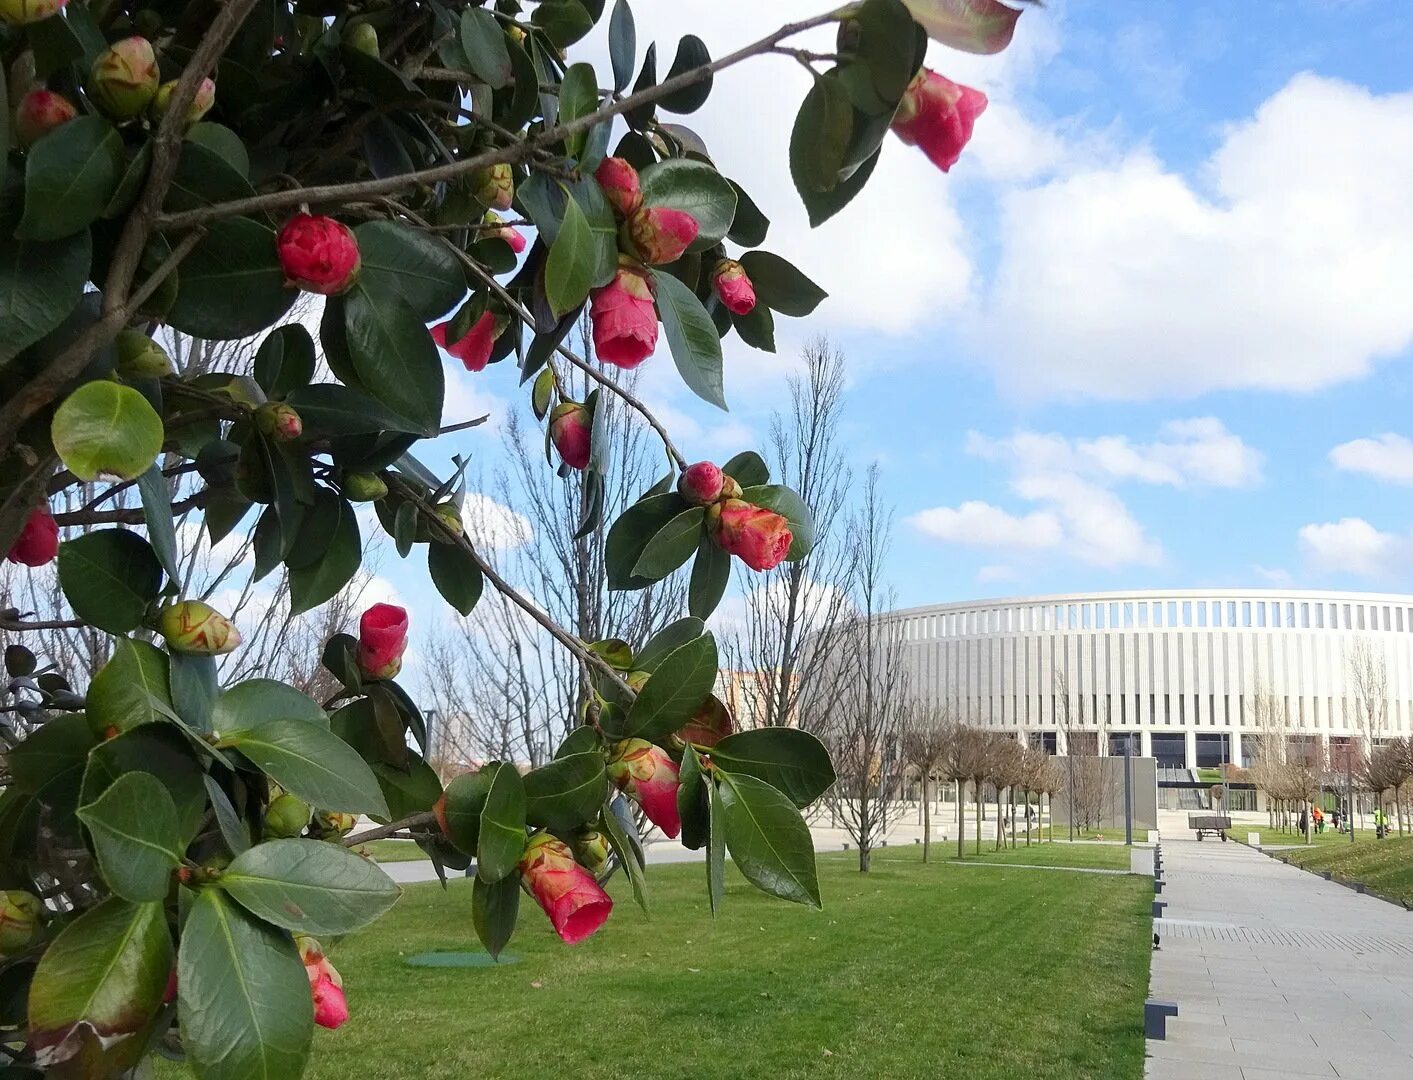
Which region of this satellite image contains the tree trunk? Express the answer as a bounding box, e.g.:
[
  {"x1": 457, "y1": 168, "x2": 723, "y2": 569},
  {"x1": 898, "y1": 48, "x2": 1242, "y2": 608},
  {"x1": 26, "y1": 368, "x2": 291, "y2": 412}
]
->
[
  {"x1": 1025, "y1": 790, "x2": 1031, "y2": 847},
  {"x1": 957, "y1": 780, "x2": 965, "y2": 859},
  {"x1": 922, "y1": 775, "x2": 931, "y2": 863},
  {"x1": 859, "y1": 844, "x2": 871, "y2": 872},
  {"x1": 975, "y1": 785, "x2": 982, "y2": 855}
]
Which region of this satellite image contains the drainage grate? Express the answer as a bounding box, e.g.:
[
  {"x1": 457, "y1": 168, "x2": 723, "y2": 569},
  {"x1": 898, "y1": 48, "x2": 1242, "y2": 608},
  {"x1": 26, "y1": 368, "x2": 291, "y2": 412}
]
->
[{"x1": 1154, "y1": 918, "x2": 1413, "y2": 956}]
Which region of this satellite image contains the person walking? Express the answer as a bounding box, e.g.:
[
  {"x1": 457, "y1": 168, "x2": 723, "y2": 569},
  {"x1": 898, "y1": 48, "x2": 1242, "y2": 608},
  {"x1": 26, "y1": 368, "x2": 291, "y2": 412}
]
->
[
  {"x1": 1374, "y1": 805, "x2": 1388, "y2": 839},
  {"x1": 1312, "y1": 806, "x2": 1324, "y2": 834}
]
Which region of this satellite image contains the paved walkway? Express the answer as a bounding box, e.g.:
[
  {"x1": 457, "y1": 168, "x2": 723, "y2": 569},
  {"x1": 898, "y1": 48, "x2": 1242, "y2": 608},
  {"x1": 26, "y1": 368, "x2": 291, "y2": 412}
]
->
[{"x1": 1147, "y1": 837, "x2": 1413, "y2": 1079}]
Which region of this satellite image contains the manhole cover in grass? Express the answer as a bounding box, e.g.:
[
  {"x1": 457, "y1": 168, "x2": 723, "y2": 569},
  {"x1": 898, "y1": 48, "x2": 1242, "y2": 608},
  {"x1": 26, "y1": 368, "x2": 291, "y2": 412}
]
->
[{"x1": 403, "y1": 951, "x2": 518, "y2": 968}]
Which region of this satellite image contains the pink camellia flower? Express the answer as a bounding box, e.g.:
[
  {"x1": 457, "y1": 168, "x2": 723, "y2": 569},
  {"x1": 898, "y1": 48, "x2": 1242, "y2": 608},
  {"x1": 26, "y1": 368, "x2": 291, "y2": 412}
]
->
[
  {"x1": 159, "y1": 601, "x2": 242, "y2": 655},
  {"x1": 678, "y1": 461, "x2": 724, "y2": 506},
  {"x1": 518, "y1": 832, "x2": 614, "y2": 944},
  {"x1": 431, "y1": 312, "x2": 499, "y2": 373},
  {"x1": 589, "y1": 263, "x2": 657, "y2": 369},
  {"x1": 483, "y1": 211, "x2": 526, "y2": 254},
  {"x1": 15, "y1": 89, "x2": 76, "y2": 146},
  {"x1": 607, "y1": 739, "x2": 681, "y2": 839},
  {"x1": 594, "y1": 157, "x2": 642, "y2": 218},
  {"x1": 623, "y1": 206, "x2": 698, "y2": 265},
  {"x1": 890, "y1": 68, "x2": 987, "y2": 173},
  {"x1": 255, "y1": 402, "x2": 302, "y2": 442},
  {"x1": 6, "y1": 507, "x2": 59, "y2": 567},
  {"x1": 276, "y1": 213, "x2": 360, "y2": 296},
  {"x1": 711, "y1": 259, "x2": 756, "y2": 316},
  {"x1": 549, "y1": 402, "x2": 592, "y2": 471},
  {"x1": 711, "y1": 499, "x2": 792, "y2": 572},
  {"x1": 297, "y1": 936, "x2": 349, "y2": 1030},
  {"x1": 89, "y1": 36, "x2": 159, "y2": 119},
  {"x1": 358, "y1": 603, "x2": 408, "y2": 680},
  {"x1": 0, "y1": 0, "x2": 68, "y2": 26}
]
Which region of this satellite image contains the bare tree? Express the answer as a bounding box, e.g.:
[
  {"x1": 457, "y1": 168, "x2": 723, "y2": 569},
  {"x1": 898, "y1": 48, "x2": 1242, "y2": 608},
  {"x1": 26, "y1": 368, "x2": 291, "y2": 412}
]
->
[
  {"x1": 942, "y1": 720, "x2": 985, "y2": 859},
  {"x1": 1053, "y1": 669, "x2": 1104, "y2": 837},
  {"x1": 900, "y1": 706, "x2": 955, "y2": 862}
]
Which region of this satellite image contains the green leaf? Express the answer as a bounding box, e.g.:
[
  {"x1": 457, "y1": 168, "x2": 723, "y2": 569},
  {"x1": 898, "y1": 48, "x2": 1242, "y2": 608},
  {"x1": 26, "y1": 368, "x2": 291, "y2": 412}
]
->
[
  {"x1": 652, "y1": 270, "x2": 726, "y2": 410},
  {"x1": 371, "y1": 753, "x2": 443, "y2": 821},
  {"x1": 707, "y1": 773, "x2": 726, "y2": 914},
  {"x1": 169, "y1": 652, "x2": 219, "y2": 734},
  {"x1": 558, "y1": 62, "x2": 601, "y2": 161},
  {"x1": 87, "y1": 638, "x2": 173, "y2": 735},
  {"x1": 253, "y1": 325, "x2": 316, "y2": 398},
  {"x1": 632, "y1": 506, "x2": 705, "y2": 580},
  {"x1": 799, "y1": 146, "x2": 879, "y2": 227},
  {"x1": 599, "y1": 799, "x2": 648, "y2": 911},
  {"x1": 16, "y1": 116, "x2": 125, "y2": 240},
  {"x1": 678, "y1": 744, "x2": 709, "y2": 851},
  {"x1": 439, "y1": 770, "x2": 491, "y2": 856},
  {"x1": 532, "y1": 0, "x2": 595, "y2": 47},
  {"x1": 659, "y1": 34, "x2": 712, "y2": 113},
  {"x1": 740, "y1": 483, "x2": 816, "y2": 559},
  {"x1": 789, "y1": 73, "x2": 853, "y2": 196},
  {"x1": 178, "y1": 889, "x2": 312, "y2": 1080},
  {"x1": 688, "y1": 533, "x2": 730, "y2": 620},
  {"x1": 186, "y1": 123, "x2": 250, "y2": 177},
  {"x1": 544, "y1": 192, "x2": 596, "y2": 318},
  {"x1": 738, "y1": 251, "x2": 827, "y2": 317},
  {"x1": 51, "y1": 381, "x2": 164, "y2": 482},
  {"x1": 7, "y1": 714, "x2": 96, "y2": 793},
  {"x1": 213, "y1": 679, "x2": 328, "y2": 732},
  {"x1": 639, "y1": 159, "x2": 737, "y2": 252},
  {"x1": 344, "y1": 284, "x2": 444, "y2": 435},
  {"x1": 205, "y1": 774, "x2": 252, "y2": 855},
  {"x1": 726, "y1": 180, "x2": 770, "y2": 247},
  {"x1": 732, "y1": 300, "x2": 775, "y2": 352},
  {"x1": 136, "y1": 465, "x2": 180, "y2": 581},
  {"x1": 77, "y1": 772, "x2": 182, "y2": 902},
  {"x1": 634, "y1": 616, "x2": 705, "y2": 673},
  {"x1": 717, "y1": 771, "x2": 820, "y2": 907},
  {"x1": 167, "y1": 217, "x2": 295, "y2": 340},
  {"x1": 608, "y1": 0, "x2": 636, "y2": 92},
  {"x1": 82, "y1": 724, "x2": 205, "y2": 841},
  {"x1": 56, "y1": 530, "x2": 163, "y2": 634},
  {"x1": 288, "y1": 496, "x2": 360, "y2": 616},
  {"x1": 354, "y1": 220, "x2": 465, "y2": 322},
  {"x1": 902, "y1": 0, "x2": 1022, "y2": 53},
  {"x1": 605, "y1": 492, "x2": 691, "y2": 590},
  {"x1": 612, "y1": 633, "x2": 718, "y2": 741},
  {"x1": 476, "y1": 762, "x2": 526, "y2": 884},
  {"x1": 223, "y1": 721, "x2": 390, "y2": 817},
  {"x1": 427, "y1": 540, "x2": 484, "y2": 616},
  {"x1": 710, "y1": 729, "x2": 836, "y2": 807},
  {"x1": 28, "y1": 899, "x2": 171, "y2": 1073},
  {"x1": 721, "y1": 450, "x2": 769, "y2": 487},
  {"x1": 0, "y1": 213, "x2": 90, "y2": 365},
  {"x1": 460, "y1": 6, "x2": 512, "y2": 89},
  {"x1": 555, "y1": 726, "x2": 601, "y2": 759},
  {"x1": 285, "y1": 383, "x2": 424, "y2": 436},
  {"x1": 165, "y1": 139, "x2": 258, "y2": 213},
  {"x1": 219, "y1": 838, "x2": 400, "y2": 936},
  {"x1": 523, "y1": 753, "x2": 608, "y2": 833},
  {"x1": 472, "y1": 874, "x2": 520, "y2": 960}
]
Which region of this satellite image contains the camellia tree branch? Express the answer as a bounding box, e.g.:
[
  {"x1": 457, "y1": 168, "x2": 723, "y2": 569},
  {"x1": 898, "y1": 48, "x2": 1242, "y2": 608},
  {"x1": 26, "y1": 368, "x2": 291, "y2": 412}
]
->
[{"x1": 0, "y1": 0, "x2": 1028, "y2": 1076}]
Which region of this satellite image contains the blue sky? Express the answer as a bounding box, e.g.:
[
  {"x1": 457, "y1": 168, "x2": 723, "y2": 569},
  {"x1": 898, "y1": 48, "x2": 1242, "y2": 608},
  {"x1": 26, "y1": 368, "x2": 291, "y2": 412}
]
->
[{"x1": 377, "y1": 0, "x2": 1413, "y2": 680}]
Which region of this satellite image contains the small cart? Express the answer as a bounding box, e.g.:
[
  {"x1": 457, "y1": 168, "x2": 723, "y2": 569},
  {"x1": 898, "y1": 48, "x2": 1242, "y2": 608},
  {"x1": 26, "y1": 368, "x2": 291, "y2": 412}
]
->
[{"x1": 1188, "y1": 813, "x2": 1230, "y2": 841}]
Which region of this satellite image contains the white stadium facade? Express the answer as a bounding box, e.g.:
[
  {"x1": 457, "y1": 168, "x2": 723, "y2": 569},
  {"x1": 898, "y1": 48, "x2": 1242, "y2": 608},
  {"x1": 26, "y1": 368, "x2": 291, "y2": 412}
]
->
[{"x1": 890, "y1": 589, "x2": 1413, "y2": 770}]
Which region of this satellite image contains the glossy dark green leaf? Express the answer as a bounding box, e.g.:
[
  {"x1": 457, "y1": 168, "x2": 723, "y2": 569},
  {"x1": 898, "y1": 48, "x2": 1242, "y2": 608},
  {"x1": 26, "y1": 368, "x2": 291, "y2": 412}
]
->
[
  {"x1": 721, "y1": 450, "x2": 769, "y2": 487},
  {"x1": 659, "y1": 34, "x2": 711, "y2": 113},
  {"x1": 710, "y1": 729, "x2": 836, "y2": 807},
  {"x1": 688, "y1": 532, "x2": 730, "y2": 620},
  {"x1": 853, "y1": 0, "x2": 924, "y2": 105},
  {"x1": 168, "y1": 217, "x2": 295, "y2": 341},
  {"x1": 624, "y1": 40, "x2": 657, "y2": 130},
  {"x1": 740, "y1": 483, "x2": 816, "y2": 559},
  {"x1": 523, "y1": 753, "x2": 608, "y2": 833},
  {"x1": 186, "y1": 123, "x2": 250, "y2": 177},
  {"x1": 717, "y1": 771, "x2": 820, "y2": 907},
  {"x1": 253, "y1": 324, "x2": 316, "y2": 398},
  {"x1": 707, "y1": 773, "x2": 726, "y2": 914},
  {"x1": 472, "y1": 873, "x2": 520, "y2": 960},
  {"x1": 612, "y1": 633, "x2": 718, "y2": 741},
  {"x1": 213, "y1": 679, "x2": 328, "y2": 732},
  {"x1": 427, "y1": 540, "x2": 484, "y2": 616},
  {"x1": 81, "y1": 724, "x2": 206, "y2": 841},
  {"x1": 354, "y1": 220, "x2": 465, "y2": 323},
  {"x1": 639, "y1": 158, "x2": 737, "y2": 252},
  {"x1": 599, "y1": 798, "x2": 647, "y2": 911},
  {"x1": 220, "y1": 838, "x2": 400, "y2": 936},
  {"x1": 605, "y1": 492, "x2": 691, "y2": 590},
  {"x1": 344, "y1": 284, "x2": 444, "y2": 435},
  {"x1": 56, "y1": 530, "x2": 163, "y2": 634},
  {"x1": 204, "y1": 774, "x2": 251, "y2": 855},
  {"x1": 288, "y1": 496, "x2": 360, "y2": 615},
  {"x1": 634, "y1": 616, "x2": 705, "y2": 673},
  {"x1": 28, "y1": 899, "x2": 171, "y2": 1074},
  {"x1": 77, "y1": 772, "x2": 182, "y2": 902},
  {"x1": 632, "y1": 506, "x2": 705, "y2": 579},
  {"x1": 165, "y1": 139, "x2": 258, "y2": 213},
  {"x1": 178, "y1": 890, "x2": 312, "y2": 1080},
  {"x1": 169, "y1": 652, "x2": 219, "y2": 734},
  {"x1": 440, "y1": 770, "x2": 491, "y2": 856},
  {"x1": 558, "y1": 62, "x2": 601, "y2": 161},
  {"x1": 0, "y1": 212, "x2": 90, "y2": 364},
  {"x1": 799, "y1": 145, "x2": 879, "y2": 227},
  {"x1": 16, "y1": 116, "x2": 125, "y2": 240},
  {"x1": 7, "y1": 714, "x2": 96, "y2": 793},
  {"x1": 460, "y1": 6, "x2": 512, "y2": 89},
  {"x1": 678, "y1": 744, "x2": 709, "y2": 851},
  {"x1": 285, "y1": 383, "x2": 425, "y2": 436},
  {"x1": 371, "y1": 753, "x2": 442, "y2": 821},
  {"x1": 52, "y1": 380, "x2": 163, "y2": 482},
  {"x1": 544, "y1": 193, "x2": 596, "y2": 318},
  {"x1": 555, "y1": 726, "x2": 600, "y2": 759},
  {"x1": 739, "y1": 251, "x2": 828, "y2": 317},
  {"x1": 136, "y1": 465, "x2": 181, "y2": 581},
  {"x1": 87, "y1": 638, "x2": 173, "y2": 735},
  {"x1": 652, "y1": 270, "x2": 726, "y2": 410},
  {"x1": 532, "y1": 0, "x2": 595, "y2": 47},
  {"x1": 726, "y1": 180, "x2": 770, "y2": 247},
  {"x1": 789, "y1": 73, "x2": 853, "y2": 197},
  {"x1": 477, "y1": 763, "x2": 526, "y2": 884},
  {"x1": 732, "y1": 300, "x2": 776, "y2": 352},
  {"x1": 223, "y1": 721, "x2": 390, "y2": 817},
  {"x1": 608, "y1": 0, "x2": 636, "y2": 91}
]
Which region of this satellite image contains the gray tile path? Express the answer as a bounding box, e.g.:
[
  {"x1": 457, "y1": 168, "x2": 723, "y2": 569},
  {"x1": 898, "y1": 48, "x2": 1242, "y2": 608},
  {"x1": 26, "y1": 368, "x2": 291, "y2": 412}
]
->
[{"x1": 1147, "y1": 838, "x2": 1413, "y2": 1079}]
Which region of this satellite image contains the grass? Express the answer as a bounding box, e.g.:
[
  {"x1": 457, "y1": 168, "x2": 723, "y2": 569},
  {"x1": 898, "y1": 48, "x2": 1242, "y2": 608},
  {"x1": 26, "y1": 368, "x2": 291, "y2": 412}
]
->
[
  {"x1": 185, "y1": 848, "x2": 1149, "y2": 1079},
  {"x1": 1254, "y1": 827, "x2": 1383, "y2": 848},
  {"x1": 943, "y1": 842, "x2": 1133, "y2": 871},
  {"x1": 353, "y1": 839, "x2": 426, "y2": 863},
  {"x1": 1276, "y1": 834, "x2": 1413, "y2": 906}
]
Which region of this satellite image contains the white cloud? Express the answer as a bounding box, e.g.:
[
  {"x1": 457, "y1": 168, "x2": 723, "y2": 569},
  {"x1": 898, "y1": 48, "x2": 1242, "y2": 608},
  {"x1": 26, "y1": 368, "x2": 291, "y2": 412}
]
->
[
  {"x1": 976, "y1": 564, "x2": 1019, "y2": 584},
  {"x1": 977, "y1": 74, "x2": 1413, "y2": 400},
  {"x1": 460, "y1": 494, "x2": 532, "y2": 552},
  {"x1": 909, "y1": 501, "x2": 1061, "y2": 550},
  {"x1": 1329, "y1": 434, "x2": 1413, "y2": 485},
  {"x1": 1299, "y1": 518, "x2": 1408, "y2": 579},
  {"x1": 1252, "y1": 564, "x2": 1294, "y2": 588},
  {"x1": 1011, "y1": 471, "x2": 1162, "y2": 568}
]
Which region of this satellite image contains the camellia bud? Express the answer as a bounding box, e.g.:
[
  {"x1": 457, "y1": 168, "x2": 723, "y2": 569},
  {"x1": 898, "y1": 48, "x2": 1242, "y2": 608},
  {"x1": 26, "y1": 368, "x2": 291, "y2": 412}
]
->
[
  {"x1": 622, "y1": 206, "x2": 698, "y2": 265},
  {"x1": 276, "y1": 213, "x2": 360, "y2": 296},
  {"x1": 151, "y1": 76, "x2": 216, "y2": 126},
  {"x1": 314, "y1": 810, "x2": 357, "y2": 837},
  {"x1": 0, "y1": 0, "x2": 67, "y2": 27},
  {"x1": 518, "y1": 832, "x2": 613, "y2": 944},
  {"x1": 472, "y1": 162, "x2": 514, "y2": 212},
  {"x1": 297, "y1": 936, "x2": 349, "y2": 1030},
  {"x1": 711, "y1": 259, "x2": 757, "y2": 316},
  {"x1": 342, "y1": 472, "x2": 388, "y2": 502},
  {"x1": 678, "y1": 461, "x2": 724, "y2": 506},
  {"x1": 346, "y1": 22, "x2": 379, "y2": 57},
  {"x1": 890, "y1": 68, "x2": 988, "y2": 174},
  {"x1": 255, "y1": 402, "x2": 303, "y2": 442},
  {"x1": 159, "y1": 600, "x2": 243, "y2": 656},
  {"x1": 548, "y1": 402, "x2": 591, "y2": 471},
  {"x1": 15, "y1": 89, "x2": 76, "y2": 146},
  {"x1": 6, "y1": 506, "x2": 59, "y2": 567},
  {"x1": 589, "y1": 260, "x2": 657, "y2": 369},
  {"x1": 594, "y1": 157, "x2": 642, "y2": 218},
  {"x1": 265, "y1": 793, "x2": 311, "y2": 839},
  {"x1": 719, "y1": 475, "x2": 743, "y2": 500},
  {"x1": 358, "y1": 603, "x2": 408, "y2": 680},
  {"x1": 571, "y1": 829, "x2": 610, "y2": 877},
  {"x1": 482, "y1": 210, "x2": 527, "y2": 254},
  {"x1": 433, "y1": 502, "x2": 463, "y2": 537},
  {"x1": 0, "y1": 891, "x2": 43, "y2": 954},
  {"x1": 89, "y1": 37, "x2": 159, "y2": 120},
  {"x1": 607, "y1": 739, "x2": 682, "y2": 838},
  {"x1": 114, "y1": 328, "x2": 174, "y2": 379}
]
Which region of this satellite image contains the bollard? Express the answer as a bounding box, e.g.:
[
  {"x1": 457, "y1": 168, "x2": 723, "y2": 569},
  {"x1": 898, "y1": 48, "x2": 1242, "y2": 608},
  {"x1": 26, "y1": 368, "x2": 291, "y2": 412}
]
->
[
  {"x1": 1144, "y1": 1000, "x2": 1179, "y2": 1040},
  {"x1": 1154, "y1": 879, "x2": 1164, "y2": 894},
  {"x1": 1152, "y1": 900, "x2": 1166, "y2": 919}
]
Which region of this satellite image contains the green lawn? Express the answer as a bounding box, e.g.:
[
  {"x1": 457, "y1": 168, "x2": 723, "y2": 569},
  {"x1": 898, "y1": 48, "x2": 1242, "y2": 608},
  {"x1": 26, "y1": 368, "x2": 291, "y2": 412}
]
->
[
  {"x1": 1276, "y1": 835, "x2": 1413, "y2": 906},
  {"x1": 354, "y1": 839, "x2": 426, "y2": 863},
  {"x1": 1254, "y1": 827, "x2": 1383, "y2": 848},
  {"x1": 944, "y1": 842, "x2": 1133, "y2": 871},
  {"x1": 162, "y1": 848, "x2": 1148, "y2": 1080}
]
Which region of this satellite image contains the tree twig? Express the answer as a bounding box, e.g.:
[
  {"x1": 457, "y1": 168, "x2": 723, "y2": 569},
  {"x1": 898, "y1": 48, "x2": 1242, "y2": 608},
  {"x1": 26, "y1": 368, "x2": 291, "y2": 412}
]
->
[{"x1": 344, "y1": 811, "x2": 436, "y2": 846}]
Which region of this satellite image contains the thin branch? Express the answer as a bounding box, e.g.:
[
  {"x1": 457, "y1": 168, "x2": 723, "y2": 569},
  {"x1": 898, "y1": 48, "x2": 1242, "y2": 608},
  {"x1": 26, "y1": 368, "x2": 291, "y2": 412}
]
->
[
  {"x1": 344, "y1": 811, "x2": 436, "y2": 846},
  {"x1": 0, "y1": 616, "x2": 87, "y2": 631}
]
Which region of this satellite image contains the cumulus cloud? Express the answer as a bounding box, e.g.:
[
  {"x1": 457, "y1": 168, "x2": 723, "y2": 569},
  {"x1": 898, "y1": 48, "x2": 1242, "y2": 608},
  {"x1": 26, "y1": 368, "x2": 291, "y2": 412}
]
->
[
  {"x1": 1299, "y1": 518, "x2": 1409, "y2": 579},
  {"x1": 976, "y1": 74, "x2": 1413, "y2": 400},
  {"x1": 1329, "y1": 434, "x2": 1413, "y2": 485},
  {"x1": 910, "y1": 501, "x2": 1061, "y2": 550},
  {"x1": 460, "y1": 494, "x2": 532, "y2": 552}
]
